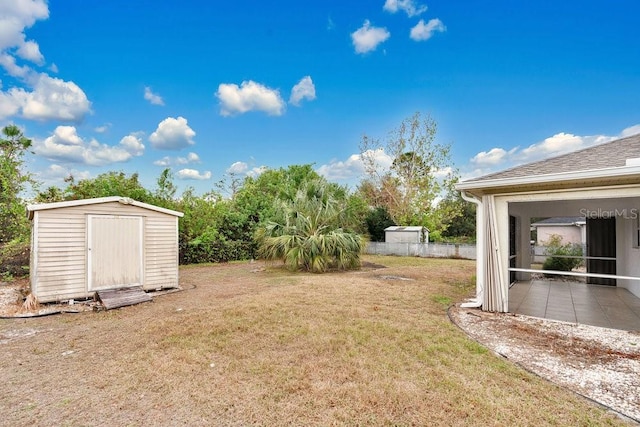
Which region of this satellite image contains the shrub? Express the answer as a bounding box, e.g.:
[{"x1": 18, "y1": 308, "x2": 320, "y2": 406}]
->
[
  {"x1": 542, "y1": 234, "x2": 583, "y2": 275},
  {"x1": 256, "y1": 181, "x2": 364, "y2": 273},
  {"x1": 179, "y1": 239, "x2": 256, "y2": 264},
  {"x1": 0, "y1": 239, "x2": 30, "y2": 279},
  {"x1": 365, "y1": 206, "x2": 395, "y2": 242}
]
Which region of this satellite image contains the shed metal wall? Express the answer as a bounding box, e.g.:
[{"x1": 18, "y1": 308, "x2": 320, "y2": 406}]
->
[
  {"x1": 385, "y1": 230, "x2": 429, "y2": 243},
  {"x1": 31, "y1": 201, "x2": 180, "y2": 303},
  {"x1": 385, "y1": 230, "x2": 420, "y2": 243}
]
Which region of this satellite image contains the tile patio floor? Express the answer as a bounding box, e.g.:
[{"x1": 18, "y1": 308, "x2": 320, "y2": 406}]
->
[{"x1": 509, "y1": 280, "x2": 640, "y2": 331}]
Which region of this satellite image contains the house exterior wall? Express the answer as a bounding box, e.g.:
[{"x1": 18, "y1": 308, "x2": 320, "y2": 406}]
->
[
  {"x1": 31, "y1": 201, "x2": 180, "y2": 303},
  {"x1": 617, "y1": 215, "x2": 640, "y2": 297},
  {"x1": 537, "y1": 225, "x2": 583, "y2": 246}
]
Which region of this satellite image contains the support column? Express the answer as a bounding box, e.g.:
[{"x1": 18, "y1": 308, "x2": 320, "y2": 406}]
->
[{"x1": 517, "y1": 215, "x2": 532, "y2": 281}]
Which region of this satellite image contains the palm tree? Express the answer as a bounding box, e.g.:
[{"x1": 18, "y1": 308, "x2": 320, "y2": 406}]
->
[{"x1": 256, "y1": 181, "x2": 364, "y2": 273}]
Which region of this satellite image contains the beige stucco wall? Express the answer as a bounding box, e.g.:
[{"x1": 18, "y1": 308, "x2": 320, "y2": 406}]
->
[
  {"x1": 537, "y1": 225, "x2": 583, "y2": 246},
  {"x1": 31, "y1": 201, "x2": 180, "y2": 303}
]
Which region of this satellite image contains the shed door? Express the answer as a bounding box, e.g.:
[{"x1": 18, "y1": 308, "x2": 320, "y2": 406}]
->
[
  {"x1": 88, "y1": 215, "x2": 143, "y2": 291},
  {"x1": 586, "y1": 218, "x2": 616, "y2": 286}
]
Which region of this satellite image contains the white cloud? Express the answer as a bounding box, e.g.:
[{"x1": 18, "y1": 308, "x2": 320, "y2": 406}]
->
[
  {"x1": 227, "y1": 161, "x2": 248, "y2": 174},
  {"x1": 39, "y1": 163, "x2": 90, "y2": 182},
  {"x1": 119, "y1": 134, "x2": 145, "y2": 156},
  {"x1": 519, "y1": 132, "x2": 588, "y2": 160},
  {"x1": 94, "y1": 123, "x2": 111, "y2": 133},
  {"x1": 188, "y1": 152, "x2": 200, "y2": 161},
  {"x1": 149, "y1": 116, "x2": 196, "y2": 150},
  {"x1": 16, "y1": 39, "x2": 43, "y2": 64},
  {"x1": 471, "y1": 147, "x2": 510, "y2": 166},
  {"x1": 247, "y1": 166, "x2": 268, "y2": 177},
  {"x1": 0, "y1": 52, "x2": 30, "y2": 77},
  {"x1": 45, "y1": 163, "x2": 69, "y2": 178},
  {"x1": 432, "y1": 166, "x2": 453, "y2": 179},
  {"x1": 466, "y1": 133, "x2": 590, "y2": 175},
  {"x1": 153, "y1": 152, "x2": 200, "y2": 167},
  {"x1": 319, "y1": 149, "x2": 452, "y2": 184},
  {"x1": 144, "y1": 86, "x2": 164, "y2": 106},
  {"x1": 1, "y1": 73, "x2": 91, "y2": 121},
  {"x1": 0, "y1": 0, "x2": 48, "y2": 63},
  {"x1": 351, "y1": 20, "x2": 390, "y2": 54},
  {"x1": 289, "y1": 76, "x2": 316, "y2": 106},
  {"x1": 465, "y1": 126, "x2": 640, "y2": 178},
  {"x1": 410, "y1": 18, "x2": 446, "y2": 41},
  {"x1": 383, "y1": 0, "x2": 428, "y2": 17},
  {"x1": 175, "y1": 152, "x2": 200, "y2": 164},
  {"x1": 0, "y1": 1, "x2": 93, "y2": 123},
  {"x1": 153, "y1": 157, "x2": 171, "y2": 167},
  {"x1": 0, "y1": 89, "x2": 21, "y2": 118},
  {"x1": 318, "y1": 149, "x2": 393, "y2": 181},
  {"x1": 176, "y1": 168, "x2": 212, "y2": 180},
  {"x1": 35, "y1": 163, "x2": 91, "y2": 191},
  {"x1": 35, "y1": 126, "x2": 143, "y2": 166},
  {"x1": 621, "y1": 124, "x2": 640, "y2": 138},
  {"x1": 49, "y1": 125, "x2": 83, "y2": 146},
  {"x1": 216, "y1": 80, "x2": 285, "y2": 116},
  {"x1": 317, "y1": 154, "x2": 365, "y2": 181},
  {"x1": 360, "y1": 148, "x2": 394, "y2": 172},
  {"x1": 184, "y1": 152, "x2": 200, "y2": 163},
  {"x1": 226, "y1": 161, "x2": 267, "y2": 177}
]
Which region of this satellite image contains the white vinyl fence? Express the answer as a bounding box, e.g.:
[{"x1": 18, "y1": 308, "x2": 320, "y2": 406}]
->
[{"x1": 366, "y1": 242, "x2": 476, "y2": 259}]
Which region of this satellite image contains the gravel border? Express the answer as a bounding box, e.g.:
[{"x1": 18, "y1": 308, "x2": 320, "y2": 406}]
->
[{"x1": 449, "y1": 305, "x2": 640, "y2": 424}]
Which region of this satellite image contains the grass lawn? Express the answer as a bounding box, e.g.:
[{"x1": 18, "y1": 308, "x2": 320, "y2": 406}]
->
[{"x1": 0, "y1": 256, "x2": 628, "y2": 426}]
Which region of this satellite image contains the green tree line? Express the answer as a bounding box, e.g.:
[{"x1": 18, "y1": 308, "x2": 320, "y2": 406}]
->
[{"x1": 0, "y1": 114, "x2": 475, "y2": 277}]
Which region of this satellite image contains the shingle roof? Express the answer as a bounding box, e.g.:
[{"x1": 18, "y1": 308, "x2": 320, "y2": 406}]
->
[{"x1": 465, "y1": 132, "x2": 640, "y2": 183}]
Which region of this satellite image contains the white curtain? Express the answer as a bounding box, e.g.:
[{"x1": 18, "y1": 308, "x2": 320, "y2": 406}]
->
[{"x1": 482, "y1": 195, "x2": 508, "y2": 312}]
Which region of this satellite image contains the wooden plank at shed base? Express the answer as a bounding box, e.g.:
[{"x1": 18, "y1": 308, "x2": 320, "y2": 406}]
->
[{"x1": 96, "y1": 286, "x2": 152, "y2": 310}]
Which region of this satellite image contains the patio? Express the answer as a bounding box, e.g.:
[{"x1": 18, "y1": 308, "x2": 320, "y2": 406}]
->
[{"x1": 509, "y1": 280, "x2": 640, "y2": 331}]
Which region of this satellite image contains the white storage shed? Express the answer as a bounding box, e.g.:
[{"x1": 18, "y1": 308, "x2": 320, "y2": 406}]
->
[
  {"x1": 27, "y1": 196, "x2": 184, "y2": 303},
  {"x1": 384, "y1": 226, "x2": 428, "y2": 243}
]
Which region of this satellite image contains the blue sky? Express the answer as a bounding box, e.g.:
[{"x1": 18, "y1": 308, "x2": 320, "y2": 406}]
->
[{"x1": 2, "y1": 0, "x2": 639, "y2": 196}]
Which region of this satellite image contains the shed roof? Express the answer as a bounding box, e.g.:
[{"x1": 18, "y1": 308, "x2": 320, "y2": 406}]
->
[
  {"x1": 531, "y1": 216, "x2": 586, "y2": 227},
  {"x1": 384, "y1": 226, "x2": 428, "y2": 232},
  {"x1": 27, "y1": 196, "x2": 184, "y2": 220},
  {"x1": 457, "y1": 133, "x2": 640, "y2": 195}
]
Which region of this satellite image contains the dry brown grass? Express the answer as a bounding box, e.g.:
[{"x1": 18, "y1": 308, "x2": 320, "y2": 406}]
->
[{"x1": 0, "y1": 256, "x2": 630, "y2": 426}]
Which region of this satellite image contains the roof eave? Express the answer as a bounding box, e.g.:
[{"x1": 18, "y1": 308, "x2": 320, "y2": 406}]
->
[
  {"x1": 27, "y1": 196, "x2": 184, "y2": 220},
  {"x1": 456, "y1": 165, "x2": 640, "y2": 196}
]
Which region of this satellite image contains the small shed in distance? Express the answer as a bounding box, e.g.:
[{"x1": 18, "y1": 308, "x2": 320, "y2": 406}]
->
[
  {"x1": 27, "y1": 196, "x2": 183, "y2": 303},
  {"x1": 384, "y1": 226, "x2": 428, "y2": 244}
]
